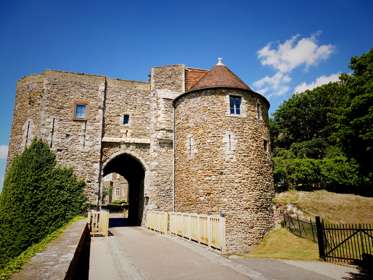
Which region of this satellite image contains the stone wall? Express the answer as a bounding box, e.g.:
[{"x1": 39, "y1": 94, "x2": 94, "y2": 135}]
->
[
  {"x1": 147, "y1": 65, "x2": 185, "y2": 211},
  {"x1": 104, "y1": 79, "x2": 150, "y2": 140},
  {"x1": 7, "y1": 74, "x2": 44, "y2": 163},
  {"x1": 8, "y1": 71, "x2": 106, "y2": 202},
  {"x1": 174, "y1": 88, "x2": 274, "y2": 253}
]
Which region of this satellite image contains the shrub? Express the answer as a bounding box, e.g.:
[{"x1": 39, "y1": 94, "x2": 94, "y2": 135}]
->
[
  {"x1": 0, "y1": 139, "x2": 86, "y2": 268},
  {"x1": 111, "y1": 199, "x2": 128, "y2": 206}
]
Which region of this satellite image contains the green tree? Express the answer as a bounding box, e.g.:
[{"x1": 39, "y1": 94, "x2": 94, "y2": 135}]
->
[
  {"x1": 335, "y1": 49, "x2": 373, "y2": 191},
  {"x1": 270, "y1": 48, "x2": 373, "y2": 194},
  {"x1": 0, "y1": 139, "x2": 86, "y2": 268}
]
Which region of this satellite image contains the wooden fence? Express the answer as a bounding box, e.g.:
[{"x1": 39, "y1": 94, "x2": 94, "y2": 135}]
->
[
  {"x1": 88, "y1": 210, "x2": 109, "y2": 237},
  {"x1": 145, "y1": 211, "x2": 225, "y2": 251},
  {"x1": 316, "y1": 217, "x2": 373, "y2": 263}
]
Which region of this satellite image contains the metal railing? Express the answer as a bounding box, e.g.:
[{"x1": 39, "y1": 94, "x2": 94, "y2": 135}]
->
[{"x1": 283, "y1": 213, "x2": 317, "y2": 242}]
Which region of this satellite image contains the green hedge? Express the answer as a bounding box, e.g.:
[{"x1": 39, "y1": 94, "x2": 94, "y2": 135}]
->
[{"x1": 0, "y1": 140, "x2": 86, "y2": 268}]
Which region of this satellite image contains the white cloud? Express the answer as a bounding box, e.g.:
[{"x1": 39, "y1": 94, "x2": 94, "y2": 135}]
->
[
  {"x1": 0, "y1": 157, "x2": 6, "y2": 191},
  {"x1": 253, "y1": 72, "x2": 291, "y2": 97},
  {"x1": 254, "y1": 33, "x2": 335, "y2": 97},
  {"x1": 294, "y1": 73, "x2": 340, "y2": 93},
  {"x1": 257, "y1": 34, "x2": 334, "y2": 73},
  {"x1": 0, "y1": 145, "x2": 8, "y2": 159}
]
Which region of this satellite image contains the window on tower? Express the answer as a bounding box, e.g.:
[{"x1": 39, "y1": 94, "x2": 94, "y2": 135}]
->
[{"x1": 229, "y1": 96, "x2": 241, "y2": 115}]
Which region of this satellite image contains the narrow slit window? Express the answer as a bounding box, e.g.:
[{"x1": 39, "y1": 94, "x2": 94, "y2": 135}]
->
[
  {"x1": 75, "y1": 104, "x2": 87, "y2": 120},
  {"x1": 264, "y1": 139, "x2": 268, "y2": 152},
  {"x1": 257, "y1": 102, "x2": 263, "y2": 120},
  {"x1": 229, "y1": 96, "x2": 241, "y2": 115},
  {"x1": 228, "y1": 133, "x2": 232, "y2": 151},
  {"x1": 188, "y1": 136, "x2": 192, "y2": 156},
  {"x1": 25, "y1": 120, "x2": 31, "y2": 147},
  {"x1": 123, "y1": 114, "x2": 130, "y2": 125},
  {"x1": 50, "y1": 118, "x2": 55, "y2": 148},
  {"x1": 82, "y1": 121, "x2": 87, "y2": 148}
]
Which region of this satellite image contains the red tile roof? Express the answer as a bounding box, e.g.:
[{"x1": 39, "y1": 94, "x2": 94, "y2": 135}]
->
[
  {"x1": 185, "y1": 68, "x2": 209, "y2": 91},
  {"x1": 188, "y1": 64, "x2": 251, "y2": 92}
]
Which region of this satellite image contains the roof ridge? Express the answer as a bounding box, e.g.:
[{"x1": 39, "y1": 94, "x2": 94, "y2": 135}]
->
[{"x1": 189, "y1": 64, "x2": 250, "y2": 92}]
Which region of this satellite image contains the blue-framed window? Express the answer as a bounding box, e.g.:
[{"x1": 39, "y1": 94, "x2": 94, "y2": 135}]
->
[
  {"x1": 123, "y1": 114, "x2": 130, "y2": 124},
  {"x1": 230, "y1": 96, "x2": 241, "y2": 115},
  {"x1": 75, "y1": 104, "x2": 87, "y2": 119}
]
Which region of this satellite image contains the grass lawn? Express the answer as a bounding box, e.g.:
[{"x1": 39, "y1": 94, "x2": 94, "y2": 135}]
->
[
  {"x1": 274, "y1": 190, "x2": 373, "y2": 224},
  {"x1": 243, "y1": 227, "x2": 319, "y2": 260}
]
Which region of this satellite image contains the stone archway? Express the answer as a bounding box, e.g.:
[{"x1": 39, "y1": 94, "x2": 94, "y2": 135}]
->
[{"x1": 103, "y1": 153, "x2": 145, "y2": 226}]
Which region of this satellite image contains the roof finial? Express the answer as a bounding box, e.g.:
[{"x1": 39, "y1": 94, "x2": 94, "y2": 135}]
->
[{"x1": 217, "y1": 57, "x2": 224, "y2": 66}]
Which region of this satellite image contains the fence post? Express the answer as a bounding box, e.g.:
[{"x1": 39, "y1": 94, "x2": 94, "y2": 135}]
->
[
  {"x1": 220, "y1": 215, "x2": 225, "y2": 252},
  {"x1": 310, "y1": 218, "x2": 316, "y2": 242},
  {"x1": 297, "y1": 214, "x2": 302, "y2": 235},
  {"x1": 315, "y1": 216, "x2": 326, "y2": 260},
  {"x1": 207, "y1": 216, "x2": 212, "y2": 247}
]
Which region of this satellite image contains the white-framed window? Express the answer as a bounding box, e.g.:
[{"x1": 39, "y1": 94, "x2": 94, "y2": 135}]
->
[
  {"x1": 229, "y1": 95, "x2": 241, "y2": 115},
  {"x1": 115, "y1": 187, "x2": 121, "y2": 197},
  {"x1": 74, "y1": 104, "x2": 87, "y2": 120}
]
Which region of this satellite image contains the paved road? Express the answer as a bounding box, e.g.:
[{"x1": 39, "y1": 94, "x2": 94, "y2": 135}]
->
[{"x1": 89, "y1": 222, "x2": 357, "y2": 280}]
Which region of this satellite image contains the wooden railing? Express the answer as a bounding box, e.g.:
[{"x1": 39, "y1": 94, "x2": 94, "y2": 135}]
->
[
  {"x1": 146, "y1": 211, "x2": 225, "y2": 251},
  {"x1": 145, "y1": 211, "x2": 169, "y2": 234},
  {"x1": 88, "y1": 210, "x2": 109, "y2": 237}
]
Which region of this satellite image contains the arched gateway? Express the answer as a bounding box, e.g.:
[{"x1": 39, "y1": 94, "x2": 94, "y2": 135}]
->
[{"x1": 103, "y1": 153, "x2": 145, "y2": 226}]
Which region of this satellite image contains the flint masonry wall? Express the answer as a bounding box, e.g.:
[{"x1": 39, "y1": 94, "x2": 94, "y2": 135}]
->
[
  {"x1": 8, "y1": 67, "x2": 180, "y2": 211},
  {"x1": 148, "y1": 65, "x2": 185, "y2": 211},
  {"x1": 174, "y1": 88, "x2": 274, "y2": 253},
  {"x1": 8, "y1": 74, "x2": 44, "y2": 162},
  {"x1": 101, "y1": 77, "x2": 154, "y2": 208},
  {"x1": 8, "y1": 71, "x2": 106, "y2": 201}
]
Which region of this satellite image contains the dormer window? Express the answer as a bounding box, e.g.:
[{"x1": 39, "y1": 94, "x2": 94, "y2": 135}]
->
[
  {"x1": 229, "y1": 96, "x2": 241, "y2": 115},
  {"x1": 74, "y1": 104, "x2": 87, "y2": 120}
]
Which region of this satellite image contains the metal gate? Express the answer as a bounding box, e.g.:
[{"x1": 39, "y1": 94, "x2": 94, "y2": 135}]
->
[{"x1": 316, "y1": 217, "x2": 373, "y2": 263}]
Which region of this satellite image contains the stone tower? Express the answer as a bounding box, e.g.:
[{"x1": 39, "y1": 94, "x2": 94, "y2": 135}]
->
[{"x1": 173, "y1": 60, "x2": 274, "y2": 253}]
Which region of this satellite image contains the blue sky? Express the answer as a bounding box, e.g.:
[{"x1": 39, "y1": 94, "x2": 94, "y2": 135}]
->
[{"x1": 1, "y1": 0, "x2": 373, "y2": 190}]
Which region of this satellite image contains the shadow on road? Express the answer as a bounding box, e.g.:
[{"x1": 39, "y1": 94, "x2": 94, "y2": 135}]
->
[
  {"x1": 109, "y1": 217, "x2": 129, "y2": 228},
  {"x1": 343, "y1": 267, "x2": 372, "y2": 280},
  {"x1": 343, "y1": 257, "x2": 373, "y2": 280}
]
